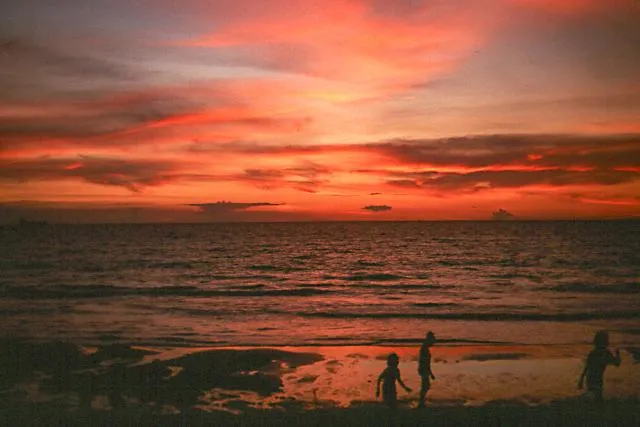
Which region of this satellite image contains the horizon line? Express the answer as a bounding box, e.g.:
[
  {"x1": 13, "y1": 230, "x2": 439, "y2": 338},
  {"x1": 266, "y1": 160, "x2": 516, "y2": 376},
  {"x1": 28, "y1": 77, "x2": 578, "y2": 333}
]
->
[{"x1": 3, "y1": 218, "x2": 639, "y2": 226}]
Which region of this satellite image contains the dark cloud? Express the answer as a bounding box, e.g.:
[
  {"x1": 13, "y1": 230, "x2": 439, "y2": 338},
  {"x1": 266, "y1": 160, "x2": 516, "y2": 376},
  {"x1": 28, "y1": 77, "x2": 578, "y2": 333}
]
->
[
  {"x1": 187, "y1": 133, "x2": 640, "y2": 171},
  {"x1": 385, "y1": 169, "x2": 639, "y2": 192},
  {"x1": 385, "y1": 179, "x2": 422, "y2": 188},
  {"x1": 345, "y1": 134, "x2": 640, "y2": 193},
  {"x1": 0, "y1": 155, "x2": 332, "y2": 194},
  {"x1": 184, "y1": 201, "x2": 308, "y2": 222},
  {"x1": 243, "y1": 169, "x2": 287, "y2": 180},
  {"x1": 0, "y1": 156, "x2": 187, "y2": 192},
  {"x1": 0, "y1": 100, "x2": 195, "y2": 143},
  {"x1": 3, "y1": 132, "x2": 639, "y2": 195},
  {"x1": 234, "y1": 162, "x2": 331, "y2": 192},
  {"x1": 0, "y1": 37, "x2": 311, "y2": 152},
  {"x1": 0, "y1": 37, "x2": 200, "y2": 149},
  {"x1": 492, "y1": 209, "x2": 515, "y2": 220},
  {"x1": 189, "y1": 201, "x2": 284, "y2": 214},
  {"x1": 0, "y1": 36, "x2": 136, "y2": 105},
  {"x1": 363, "y1": 205, "x2": 392, "y2": 212},
  {"x1": 185, "y1": 141, "x2": 330, "y2": 155},
  {"x1": 0, "y1": 37, "x2": 129, "y2": 79},
  {"x1": 371, "y1": 134, "x2": 640, "y2": 170}
]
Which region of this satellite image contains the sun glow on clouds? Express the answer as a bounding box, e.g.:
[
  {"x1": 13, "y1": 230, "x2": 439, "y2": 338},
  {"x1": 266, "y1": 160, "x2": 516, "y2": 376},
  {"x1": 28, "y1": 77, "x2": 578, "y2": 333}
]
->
[{"x1": 1, "y1": 0, "x2": 639, "y2": 221}]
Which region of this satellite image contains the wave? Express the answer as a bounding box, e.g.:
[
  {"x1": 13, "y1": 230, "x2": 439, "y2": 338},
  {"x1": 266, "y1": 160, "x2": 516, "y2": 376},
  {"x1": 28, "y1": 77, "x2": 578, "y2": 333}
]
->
[
  {"x1": 412, "y1": 302, "x2": 458, "y2": 308},
  {"x1": 490, "y1": 273, "x2": 542, "y2": 281},
  {"x1": 247, "y1": 264, "x2": 307, "y2": 273},
  {"x1": 292, "y1": 254, "x2": 315, "y2": 260},
  {"x1": 391, "y1": 284, "x2": 443, "y2": 290},
  {"x1": 343, "y1": 274, "x2": 405, "y2": 281},
  {"x1": 247, "y1": 264, "x2": 281, "y2": 271},
  {"x1": 294, "y1": 282, "x2": 442, "y2": 290},
  {"x1": 0, "y1": 307, "x2": 65, "y2": 316},
  {"x1": 541, "y1": 282, "x2": 639, "y2": 294},
  {"x1": 1, "y1": 284, "x2": 332, "y2": 299},
  {"x1": 209, "y1": 274, "x2": 284, "y2": 281},
  {"x1": 149, "y1": 261, "x2": 196, "y2": 269},
  {"x1": 356, "y1": 260, "x2": 385, "y2": 267},
  {"x1": 223, "y1": 284, "x2": 267, "y2": 290},
  {"x1": 290, "y1": 310, "x2": 640, "y2": 321}
]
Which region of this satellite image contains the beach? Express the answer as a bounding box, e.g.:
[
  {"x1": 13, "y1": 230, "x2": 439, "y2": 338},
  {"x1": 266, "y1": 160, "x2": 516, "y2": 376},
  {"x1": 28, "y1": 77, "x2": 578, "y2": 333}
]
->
[
  {"x1": 1, "y1": 222, "x2": 639, "y2": 424},
  {"x1": 3, "y1": 0, "x2": 640, "y2": 419},
  {"x1": 1, "y1": 339, "x2": 639, "y2": 426}
]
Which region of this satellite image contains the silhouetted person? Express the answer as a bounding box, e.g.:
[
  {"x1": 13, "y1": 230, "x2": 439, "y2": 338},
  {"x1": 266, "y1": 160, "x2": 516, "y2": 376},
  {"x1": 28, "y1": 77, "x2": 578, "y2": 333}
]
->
[
  {"x1": 418, "y1": 331, "x2": 436, "y2": 408},
  {"x1": 376, "y1": 353, "x2": 412, "y2": 409},
  {"x1": 578, "y1": 330, "x2": 621, "y2": 402}
]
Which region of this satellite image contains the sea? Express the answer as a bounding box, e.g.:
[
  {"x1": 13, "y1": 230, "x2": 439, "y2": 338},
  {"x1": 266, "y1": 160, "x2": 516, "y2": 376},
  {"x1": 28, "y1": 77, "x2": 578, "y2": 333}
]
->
[{"x1": 1, "y1": 221, "x2": 639, "y2": 348}]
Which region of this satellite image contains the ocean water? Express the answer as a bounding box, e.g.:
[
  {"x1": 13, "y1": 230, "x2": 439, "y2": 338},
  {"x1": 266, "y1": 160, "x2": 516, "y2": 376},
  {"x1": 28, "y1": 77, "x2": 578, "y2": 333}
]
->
[{"x1": 1, "y1": 221, "x2": 639, "y2": 348}]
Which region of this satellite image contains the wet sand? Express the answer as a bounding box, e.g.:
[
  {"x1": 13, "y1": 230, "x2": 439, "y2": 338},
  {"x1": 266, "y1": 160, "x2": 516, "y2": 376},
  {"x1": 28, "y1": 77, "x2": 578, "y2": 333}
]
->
[
  {"x1": 1, "y1": 340, "x2": 639, "y2": 425},
  {"x1": 2, "y1": 400, "x2": 640, "y2": 427}
]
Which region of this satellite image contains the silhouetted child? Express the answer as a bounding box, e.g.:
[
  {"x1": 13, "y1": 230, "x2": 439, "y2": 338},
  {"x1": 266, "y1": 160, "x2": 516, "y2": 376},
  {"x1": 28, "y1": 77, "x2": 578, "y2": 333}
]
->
[
  {"x1": 418, "y1": 330, "x2": 436, "y2": 408},
  {"x1": 578, "y1": 330, "x2": 621, "y2": 402},
  {"x1": 376, "y1": 353, "x2": 412, "y2": 408}
]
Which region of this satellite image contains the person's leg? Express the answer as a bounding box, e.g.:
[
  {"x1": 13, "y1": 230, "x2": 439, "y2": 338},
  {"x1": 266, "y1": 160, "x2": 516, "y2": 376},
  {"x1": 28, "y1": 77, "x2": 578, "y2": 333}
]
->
[
  {"x1": 588, "y1": 381, "x2": 604, "y2": 404},
  {"x1": 418, "y1": 376, "x2": 429, "y2": 407},
  {"x1": 594, "y1": 388, "x2": 603, "y2": 403},
  {"x1": 384, "y1": 391, "x2": 397, "y2": 410}
]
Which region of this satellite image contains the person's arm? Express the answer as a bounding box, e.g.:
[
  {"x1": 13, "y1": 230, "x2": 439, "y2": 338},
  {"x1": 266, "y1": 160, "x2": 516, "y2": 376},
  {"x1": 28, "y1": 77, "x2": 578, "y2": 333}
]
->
[
  {"x1": 397, "y1": 373, "x2": 412, "y2": 393},
  {"x1": 578, "y1": 360, "x2": 588, "y2": 389},
  {"x1": 610, "y1": 349, "x2": 621, "y2": 367},
  {"x1": 427, "y1": 352, "x2": 436, "y2": 380},
  {"x1": 376, "y1": 371, "x2": 384, "y2": 397}
]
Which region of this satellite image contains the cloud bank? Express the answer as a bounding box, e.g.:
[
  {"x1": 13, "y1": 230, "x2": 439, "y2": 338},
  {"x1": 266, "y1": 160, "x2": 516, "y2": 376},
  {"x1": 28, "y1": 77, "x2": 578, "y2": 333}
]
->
[{"x1": 363, "y1": 205, "x2": 392, "y2": 212}]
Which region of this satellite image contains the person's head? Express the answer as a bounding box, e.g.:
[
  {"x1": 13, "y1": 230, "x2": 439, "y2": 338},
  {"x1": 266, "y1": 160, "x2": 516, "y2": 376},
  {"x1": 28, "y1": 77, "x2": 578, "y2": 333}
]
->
[
  {"x1": 593, "y1": 330, "x2": 609, "y2": 349},
  {"x1": 424, "y1": 331, "x2": 436, "y2": 346},
  {"x1": 387, "y1": 352, "x2": 399, "y2": 367}
]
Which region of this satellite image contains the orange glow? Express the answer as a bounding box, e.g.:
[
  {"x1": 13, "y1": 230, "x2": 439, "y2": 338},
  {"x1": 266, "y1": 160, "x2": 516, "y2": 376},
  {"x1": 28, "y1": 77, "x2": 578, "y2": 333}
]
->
[{"x1": 1, "y1": 0, "x2": 639, "y2": 221}]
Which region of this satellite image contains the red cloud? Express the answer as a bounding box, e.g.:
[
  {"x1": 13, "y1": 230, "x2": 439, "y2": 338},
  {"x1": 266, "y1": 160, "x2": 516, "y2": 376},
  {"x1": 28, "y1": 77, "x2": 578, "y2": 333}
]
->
[{"x1": 175, "y1": 0, "x2": 487, "y2": 94}]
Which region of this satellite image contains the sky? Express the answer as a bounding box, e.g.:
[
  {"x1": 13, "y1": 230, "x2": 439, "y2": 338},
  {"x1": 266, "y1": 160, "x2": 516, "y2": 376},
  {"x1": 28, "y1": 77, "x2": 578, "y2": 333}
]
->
[{"x1": 1, "y1": 0, "x2": 639, "y2": 222}]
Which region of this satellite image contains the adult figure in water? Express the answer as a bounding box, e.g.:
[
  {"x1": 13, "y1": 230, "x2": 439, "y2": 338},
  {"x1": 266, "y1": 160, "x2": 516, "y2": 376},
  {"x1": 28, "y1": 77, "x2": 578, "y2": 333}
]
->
[{"x1": 418, "y1": 331, "x2": 436, "y2": 408}]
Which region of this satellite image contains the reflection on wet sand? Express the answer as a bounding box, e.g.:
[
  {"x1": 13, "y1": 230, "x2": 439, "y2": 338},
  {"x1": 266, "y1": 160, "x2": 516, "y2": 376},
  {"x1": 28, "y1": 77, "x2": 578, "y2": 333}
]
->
[
  {"x1": 275, "y1": 345, "x2": 639, "y2": 409},
  {"x1": 2, "y1": 339, "x2": 639, "y2": 416}
]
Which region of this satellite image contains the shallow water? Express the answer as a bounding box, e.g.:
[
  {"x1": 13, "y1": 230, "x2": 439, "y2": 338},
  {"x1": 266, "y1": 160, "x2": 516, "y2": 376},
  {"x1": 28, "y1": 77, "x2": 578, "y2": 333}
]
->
[
  {"x1": 1, "y1": 221, "x2": 639, "y2": 347},
  {"x1": 3, "y1": 341, "x2": 637, "y2": 412}
]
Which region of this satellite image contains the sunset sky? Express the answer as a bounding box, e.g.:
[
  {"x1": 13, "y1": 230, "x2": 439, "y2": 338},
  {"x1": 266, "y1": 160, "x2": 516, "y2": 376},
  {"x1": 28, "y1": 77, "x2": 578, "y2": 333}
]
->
[{"x1": 1, "y1": 0, "x2": 639, "y2": 222}]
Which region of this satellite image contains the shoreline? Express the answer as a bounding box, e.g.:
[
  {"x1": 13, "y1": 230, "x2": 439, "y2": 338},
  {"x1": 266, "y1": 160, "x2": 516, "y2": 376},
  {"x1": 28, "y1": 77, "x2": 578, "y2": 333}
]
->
[{"x1": 2, "y1": 340, "x2": 638, "y2": 413}]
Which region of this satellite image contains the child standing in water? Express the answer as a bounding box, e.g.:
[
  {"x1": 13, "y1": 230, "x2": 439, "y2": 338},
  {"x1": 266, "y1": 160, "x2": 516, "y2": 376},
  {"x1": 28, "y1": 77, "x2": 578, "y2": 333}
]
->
[
  {"x1": 376, "y1": 353, "x2": 412, "y2": 408},
  {"x1": 578, "y1": 330, "x2": 621, "y2": 402}
]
